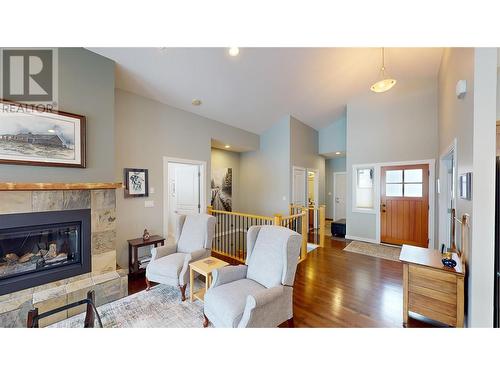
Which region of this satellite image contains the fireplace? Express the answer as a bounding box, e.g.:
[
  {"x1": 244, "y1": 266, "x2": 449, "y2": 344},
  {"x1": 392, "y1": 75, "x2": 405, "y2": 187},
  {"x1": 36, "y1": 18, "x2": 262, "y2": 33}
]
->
[{"x1": 0, "y1": 209, "x2": 91, "y2": 295}]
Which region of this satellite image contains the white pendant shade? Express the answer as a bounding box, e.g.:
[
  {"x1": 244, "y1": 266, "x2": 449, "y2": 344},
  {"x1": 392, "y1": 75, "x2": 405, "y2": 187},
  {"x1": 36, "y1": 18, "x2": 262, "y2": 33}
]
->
[
  {"x1": 371, "y1": 78, "x2": 397, "y2": 93},
  {"x1": 371, "y1": 48, "x2": 397, "y2": 93}
]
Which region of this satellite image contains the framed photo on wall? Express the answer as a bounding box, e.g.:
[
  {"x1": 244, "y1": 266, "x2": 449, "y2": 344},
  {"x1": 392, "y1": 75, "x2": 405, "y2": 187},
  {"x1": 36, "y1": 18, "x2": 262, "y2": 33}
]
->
[
  {"x1": 124, "y1": 168, "x2": 149, "y2": 198},
  {"x1": 0, "y1": 100, "x2": 86, "y2": 168}
]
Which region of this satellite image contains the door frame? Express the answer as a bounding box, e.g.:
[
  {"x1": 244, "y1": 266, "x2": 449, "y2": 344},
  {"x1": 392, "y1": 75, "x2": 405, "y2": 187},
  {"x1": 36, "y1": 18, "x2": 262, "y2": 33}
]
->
[
  {"x1": 438, "y1": 139, "x2": 457, "y2": 249},
  {"x1": 307, "y1": 168, "x2": 320, "y2": 228},
  {"x1": 162, "y1": 156, "x2": 207, "y2": 238},
  {"x1": 333, "y1": 171, "x2": 347, "y2": 221},
  {"x1": 376, "y1": 159, "x2": 435, "y2": 249},
  {"x1": 291, "y1": 166, "x2": 307, "y2": 206}
]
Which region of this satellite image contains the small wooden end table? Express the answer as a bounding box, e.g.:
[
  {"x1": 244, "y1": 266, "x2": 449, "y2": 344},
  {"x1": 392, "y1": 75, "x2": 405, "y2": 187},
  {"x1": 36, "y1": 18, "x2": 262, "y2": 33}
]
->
[
  {"x1": 400, "y1": 244, "x2": 465, "y2": 327},
  {"x1": 128, "y1": 235, "x2": 165, "y2": 278},
  {"x1": 189, "y1": 256, "x2": 229, "y2": 302}
]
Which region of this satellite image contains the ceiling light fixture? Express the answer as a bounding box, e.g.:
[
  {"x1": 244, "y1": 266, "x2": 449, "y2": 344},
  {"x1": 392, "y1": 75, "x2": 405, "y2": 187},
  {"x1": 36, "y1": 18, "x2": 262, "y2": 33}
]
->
[
  {"x1": 192, "y1": 99, "x2": 202, "y2": 106},
  {"x1": 335, "y1": 151, "x2": 341, "y2": 155},
  {"x1": 370, "y1": 48, "x2": 397, "y2": 93},
  {"x1": 224, "y1": 145, "x2": 231, "y2": 149},
  {"x1": 228, "y1": 47, "x2": 239, "y2": 57}
]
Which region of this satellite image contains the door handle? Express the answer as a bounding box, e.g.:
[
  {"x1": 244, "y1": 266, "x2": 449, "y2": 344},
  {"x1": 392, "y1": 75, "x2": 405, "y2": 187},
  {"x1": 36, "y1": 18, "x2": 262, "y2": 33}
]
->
[{"x1": 380, "y1": 203, "x2": 386, "y2": 213}]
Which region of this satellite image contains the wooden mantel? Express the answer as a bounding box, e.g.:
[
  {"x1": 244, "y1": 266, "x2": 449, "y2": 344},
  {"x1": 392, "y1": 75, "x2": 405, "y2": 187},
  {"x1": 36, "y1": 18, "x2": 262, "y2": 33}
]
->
[{"x1": 0, "y1": 182, "x2": 123, "y2": 191}]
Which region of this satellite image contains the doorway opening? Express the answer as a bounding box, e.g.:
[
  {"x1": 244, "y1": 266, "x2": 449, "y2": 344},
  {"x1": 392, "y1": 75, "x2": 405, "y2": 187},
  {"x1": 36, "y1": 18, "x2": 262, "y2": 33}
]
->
[
  {"x1": 163, "y1": 157, "x2": 206, "y2": 241},
  {"x1": 307, "y1": 169, "x2": 319, "y2": 229},
  {"x1": 439, "y1": 141, "x2": 457, "y2": 249},
  {"x1": 333, "y1": 172, "x2": 347, "y2": 221},
  {"x1": 380, "y1": 164, "x2": 430, "y2": 248}
]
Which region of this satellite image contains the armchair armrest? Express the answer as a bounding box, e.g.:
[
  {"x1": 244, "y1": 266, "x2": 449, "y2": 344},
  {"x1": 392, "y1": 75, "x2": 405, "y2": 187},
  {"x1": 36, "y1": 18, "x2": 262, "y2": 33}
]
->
[
  {"x1": 246, "y1": 285, "x2": 284, "y2": 308},
  {"x1": 185, "y1": 249, "x2": 208, "y2": 263},
  {"x1": 211, "y1": 265, "x2": 248, "y2": 288},
  {"x1": 238, "y1": 286, "x2": 284, "y2": 328},
  {"x1": 150, "y1": 243, "x2": 177, "y2": 261}
]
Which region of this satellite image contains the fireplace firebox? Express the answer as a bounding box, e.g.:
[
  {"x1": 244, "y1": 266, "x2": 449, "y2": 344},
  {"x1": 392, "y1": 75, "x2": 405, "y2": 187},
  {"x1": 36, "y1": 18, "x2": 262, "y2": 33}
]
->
[{"x1": 0, "y1": 209, "x2": 91, "y2": 295}]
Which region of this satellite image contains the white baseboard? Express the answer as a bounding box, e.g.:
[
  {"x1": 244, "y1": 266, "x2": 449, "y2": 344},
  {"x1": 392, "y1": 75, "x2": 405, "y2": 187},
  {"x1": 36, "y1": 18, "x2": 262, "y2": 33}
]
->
[{"x1": 345, "y1": 235, "x2": 379, "y2": 245}]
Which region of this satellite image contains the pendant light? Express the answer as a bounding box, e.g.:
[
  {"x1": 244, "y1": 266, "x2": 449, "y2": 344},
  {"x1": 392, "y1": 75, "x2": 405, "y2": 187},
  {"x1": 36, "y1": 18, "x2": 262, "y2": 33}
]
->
[{"x1": 370, "y1": 48, "x2": 397, "y2": 93}]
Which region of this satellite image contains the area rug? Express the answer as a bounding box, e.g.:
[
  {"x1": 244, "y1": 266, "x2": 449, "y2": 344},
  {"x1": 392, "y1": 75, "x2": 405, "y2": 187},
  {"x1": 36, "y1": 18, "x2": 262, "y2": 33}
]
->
[
  {"x1": 343, "y1": 241, "x2": 401, "y2": 262},
  {"x1": 50, "y1": 280, "x2": 207, "y2": 328}
]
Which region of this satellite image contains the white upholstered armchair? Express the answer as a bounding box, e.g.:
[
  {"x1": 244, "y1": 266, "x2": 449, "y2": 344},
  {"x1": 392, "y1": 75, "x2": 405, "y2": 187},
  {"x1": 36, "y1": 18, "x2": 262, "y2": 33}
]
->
[
  {"x1": 203, "y1": 225, "x2": 302, "y2": 328},
  {"x1": 145, "y1": 213, "x2": 216, "y2": 301}
]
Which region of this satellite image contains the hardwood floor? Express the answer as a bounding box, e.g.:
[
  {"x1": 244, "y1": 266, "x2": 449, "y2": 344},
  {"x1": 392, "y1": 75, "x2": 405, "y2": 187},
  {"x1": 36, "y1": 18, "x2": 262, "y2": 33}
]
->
[{"x1": 128, "y1": 235, "x2": 440, "y2": 327}]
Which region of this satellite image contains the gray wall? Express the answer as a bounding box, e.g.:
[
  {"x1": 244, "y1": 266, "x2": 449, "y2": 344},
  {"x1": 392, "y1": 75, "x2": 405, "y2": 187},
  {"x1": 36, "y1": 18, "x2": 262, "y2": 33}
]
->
[
  {"x1": 346, "y1": 78, "x2": 438, "y2": 241},
  {"x1": 0, "y1": 48, "x2": 115, "y2": 182},
  {"x1": 319, "y1": 115, "x2": 347, "y2": 155},
  {"x1": 115, "y1": 89, "x2": 259, "y2": 268},
  {"x1": 211, "y1": 148, "x2": 241, "y2": 211},
  {"x1": 325, "y1": 157, "x2": 346, "y2": 219},
  {"x1": 290, "y1": 116, "x2": 326, "y2": 207},
  {"x1": 239, "y1": 116, "x2": 291, "y2": 216}
]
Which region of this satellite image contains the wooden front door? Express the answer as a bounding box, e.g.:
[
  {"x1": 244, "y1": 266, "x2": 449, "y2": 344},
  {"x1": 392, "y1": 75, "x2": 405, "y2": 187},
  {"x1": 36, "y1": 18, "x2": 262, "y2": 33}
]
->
[{"x1": 381, "y1": 164, "x2": 429, "y2": 247}]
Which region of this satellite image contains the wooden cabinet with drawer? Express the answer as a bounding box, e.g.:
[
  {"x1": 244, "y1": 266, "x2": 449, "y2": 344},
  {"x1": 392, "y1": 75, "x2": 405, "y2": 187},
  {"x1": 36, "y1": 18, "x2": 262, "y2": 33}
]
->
[{"x1": 400, "y1": 245, "x2": 464, "y2": 327}]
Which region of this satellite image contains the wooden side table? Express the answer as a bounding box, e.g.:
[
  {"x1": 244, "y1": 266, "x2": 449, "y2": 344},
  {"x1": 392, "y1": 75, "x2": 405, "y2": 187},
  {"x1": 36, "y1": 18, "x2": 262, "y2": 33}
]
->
[
  {"x1": 400, "y1": 244, "x2": 465, "y2": 327},
  {"x1": 189, "y1": 257, "x2": 229, "y2": 302},
  {"x1": 127, "y1": 235, "x2": 165, "y2": 278}
]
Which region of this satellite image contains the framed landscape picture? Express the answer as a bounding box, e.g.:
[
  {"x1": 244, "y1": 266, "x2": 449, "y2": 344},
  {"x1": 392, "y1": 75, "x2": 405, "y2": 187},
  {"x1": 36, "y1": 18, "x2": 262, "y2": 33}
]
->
[
  {"x1": 124, "y1": 168, "x2": 149, "y2": 198},
  {"x1": 0, "y1": 100, "x2": 86, "y2": 168}
]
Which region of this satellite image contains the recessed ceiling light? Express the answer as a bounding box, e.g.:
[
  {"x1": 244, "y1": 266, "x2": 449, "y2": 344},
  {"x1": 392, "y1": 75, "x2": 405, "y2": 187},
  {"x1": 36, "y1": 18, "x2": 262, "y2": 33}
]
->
[
  {"x1": 192, "y1": 99, "x2": 202, "y2": 106},
  {"x1": 224, "y1": 145, "x2": 231, "y2": 149},
  {"x1": 335, "y1": 151, "x2": 341, "y2": 155},
  {"x1": 228, "y1": 47, "x2": 239, "y2": 57},
  {"x1": 48, "y1": 129, "x2": 55, "y2": 133}
]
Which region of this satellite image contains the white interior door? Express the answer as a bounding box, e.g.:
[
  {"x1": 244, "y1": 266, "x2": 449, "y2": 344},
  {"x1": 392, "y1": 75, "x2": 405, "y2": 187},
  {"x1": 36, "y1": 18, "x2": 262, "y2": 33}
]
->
[
  {"x1": 333, "y1": 172, "x2": 346, "y2": 221},
  {"x1": 292, "y1": 167, "x2": 306, "y2": 206},
  {"x1": 168, "y1": 162, "x2": 200, "y2": 236}
]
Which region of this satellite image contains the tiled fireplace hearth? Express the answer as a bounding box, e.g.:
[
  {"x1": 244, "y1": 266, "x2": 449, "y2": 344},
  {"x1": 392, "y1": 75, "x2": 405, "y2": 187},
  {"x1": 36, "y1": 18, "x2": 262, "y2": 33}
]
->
[{"x1": 0, "y1": 186, "x2": 127, "y2": 327}]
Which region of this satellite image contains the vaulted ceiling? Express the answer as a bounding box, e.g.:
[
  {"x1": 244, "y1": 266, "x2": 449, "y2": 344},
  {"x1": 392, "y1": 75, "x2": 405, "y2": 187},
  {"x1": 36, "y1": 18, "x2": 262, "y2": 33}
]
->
[{"x1": 90, "y1": 48, "x2": 443, "y2": 134}]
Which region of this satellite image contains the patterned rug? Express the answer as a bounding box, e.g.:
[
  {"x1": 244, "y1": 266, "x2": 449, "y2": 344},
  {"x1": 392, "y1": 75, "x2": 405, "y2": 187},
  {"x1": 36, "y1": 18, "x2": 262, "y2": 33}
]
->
[
  {"x1": 50, "y1": 280, "x2": 207, "y2": 328},
  {"x1": 343, "y1": 241, "x2": 401, "y2": 262}
]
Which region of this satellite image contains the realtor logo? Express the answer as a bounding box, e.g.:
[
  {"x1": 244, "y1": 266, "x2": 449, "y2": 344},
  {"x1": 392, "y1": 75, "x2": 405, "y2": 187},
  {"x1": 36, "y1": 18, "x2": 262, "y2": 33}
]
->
[{"x1": 1, "y1": 48, "x2": 58, "y2": 107}]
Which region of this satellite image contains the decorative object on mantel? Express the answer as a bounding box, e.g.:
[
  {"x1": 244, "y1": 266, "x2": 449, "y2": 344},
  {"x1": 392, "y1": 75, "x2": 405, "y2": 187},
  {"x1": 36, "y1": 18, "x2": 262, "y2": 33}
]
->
[
  {"x1": 142, "y1": 229, "x2": 151, "y2": 241},
  {"x1": 124, "y1": 168, "x2": 149, "y2": 198},
  {"x1": 0, "y1": 182, "x2": 123, "y2": 191},
  {"x1": 0, "y1": 99, "x2": 86, "y2": 168}
]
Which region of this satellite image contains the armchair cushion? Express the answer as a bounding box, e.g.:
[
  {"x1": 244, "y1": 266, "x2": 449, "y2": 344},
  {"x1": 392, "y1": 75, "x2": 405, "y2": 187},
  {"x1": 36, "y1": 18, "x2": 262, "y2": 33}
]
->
[
  {"x1": 146, "y1": 252, "x2": 187, "y2": 281},
  {"x1": 246, "y1": 226, "x2": 289, "y2": 288},
  {"x1": 204, "y1": 278, "x2": 265, "y2": 328},
  {"x1": 177, "y1": 214, "x2": 216, "y2": 253}
]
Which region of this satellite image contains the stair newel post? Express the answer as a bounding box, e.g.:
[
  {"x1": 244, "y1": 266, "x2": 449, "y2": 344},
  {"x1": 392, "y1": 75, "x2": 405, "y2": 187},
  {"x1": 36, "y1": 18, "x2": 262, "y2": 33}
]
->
[
  {"x1": 274, "y1": 214, "x2": 283, "y2": 226},
  {"x1": 319, "y1": 205, "x2": 326, "y2": 248},
  {"x1": 207, "y1": 205, "x2": 213, "y2": 215},
  {"x1": 301, "y1": 207, "x2": 308, "y2": 261}
]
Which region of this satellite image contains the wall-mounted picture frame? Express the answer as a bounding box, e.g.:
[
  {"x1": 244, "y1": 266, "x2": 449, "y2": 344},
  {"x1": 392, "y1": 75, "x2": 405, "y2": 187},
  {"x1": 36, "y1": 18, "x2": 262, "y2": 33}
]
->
[
  {"x1": 124, "y1": 168, "x2": 149, "y2": 198},
  {"x1": 459, "y1": 172, "x2": 472, "y2": 200},
  {"x1": 0, "y1": 99, "x2": 86, "y2": 168}
]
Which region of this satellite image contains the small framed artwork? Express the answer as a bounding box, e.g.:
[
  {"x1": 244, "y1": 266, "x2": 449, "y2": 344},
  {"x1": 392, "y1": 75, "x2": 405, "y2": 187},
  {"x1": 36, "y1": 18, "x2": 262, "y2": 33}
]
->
[
  {"x1": 0, "y1": 99, "x2": 86, "y2": 168},
  {"x1": 459, "y1": 172, "x2": 472, "y2": 200},
  {"x1": 124, "y1": 168, "x2": 149, "y2": 198}
]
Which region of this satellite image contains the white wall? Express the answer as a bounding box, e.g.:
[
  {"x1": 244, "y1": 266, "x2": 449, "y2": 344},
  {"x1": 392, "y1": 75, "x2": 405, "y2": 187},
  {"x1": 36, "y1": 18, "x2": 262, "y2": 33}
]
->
[
  {"x1": 346, "y1": 78, "x2": 439, "y2": 241},
  {"x1": 115, "y1": 89, "x2": 259, "y2": 268},
  {"x1": 319, "y1": 115, "x2": 347, "y2": 155},
  {"x1": 211, "y1": 148, "x2": 241, "y2": 211},
  {"x1": 290, "y1": 116, "x2": 326, "y2": 207},
  {"x1": 438, "y1": 48, "x2": 497, "y2": 327},
  {"x1": 239, "y1": 116, "x2": 291, "y2": 216}
]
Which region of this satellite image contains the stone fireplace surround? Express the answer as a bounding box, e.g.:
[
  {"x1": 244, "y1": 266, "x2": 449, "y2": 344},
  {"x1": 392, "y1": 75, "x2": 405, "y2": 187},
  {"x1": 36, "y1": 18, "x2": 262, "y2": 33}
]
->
[{"x1": 0, "y1": 185, "x2": 127, "y2": 327}]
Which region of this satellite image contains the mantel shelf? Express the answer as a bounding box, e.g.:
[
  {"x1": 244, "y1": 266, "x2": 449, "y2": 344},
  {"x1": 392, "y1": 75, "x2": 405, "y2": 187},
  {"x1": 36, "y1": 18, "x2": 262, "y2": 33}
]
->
[{"x1": 0, "y1": 182, "x2": 123, "y2": 191}]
